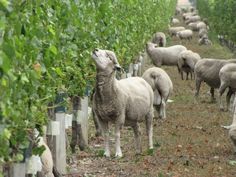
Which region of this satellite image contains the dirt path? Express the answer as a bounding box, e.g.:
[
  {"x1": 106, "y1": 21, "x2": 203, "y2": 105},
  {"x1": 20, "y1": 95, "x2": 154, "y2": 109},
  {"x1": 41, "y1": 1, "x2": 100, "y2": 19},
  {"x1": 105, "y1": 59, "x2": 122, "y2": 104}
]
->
[{"x1": 65, "y1": 1, "x2": 236, "y2": 177}]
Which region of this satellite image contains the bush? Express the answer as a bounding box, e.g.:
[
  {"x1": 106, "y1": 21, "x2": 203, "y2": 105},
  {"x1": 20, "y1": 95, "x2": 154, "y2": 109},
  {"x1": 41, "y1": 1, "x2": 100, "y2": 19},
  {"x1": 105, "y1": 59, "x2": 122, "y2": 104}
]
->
[{"x1": 0, "y1": 0, "x2": 176, "y2": 163}]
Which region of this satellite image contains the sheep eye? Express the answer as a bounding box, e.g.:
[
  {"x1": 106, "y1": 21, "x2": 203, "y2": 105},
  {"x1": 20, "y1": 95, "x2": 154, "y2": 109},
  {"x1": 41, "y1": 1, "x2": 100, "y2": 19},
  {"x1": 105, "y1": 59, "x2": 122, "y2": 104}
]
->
[{"x1": 106, "y1": 54, "x2": 112, "y2": 61}]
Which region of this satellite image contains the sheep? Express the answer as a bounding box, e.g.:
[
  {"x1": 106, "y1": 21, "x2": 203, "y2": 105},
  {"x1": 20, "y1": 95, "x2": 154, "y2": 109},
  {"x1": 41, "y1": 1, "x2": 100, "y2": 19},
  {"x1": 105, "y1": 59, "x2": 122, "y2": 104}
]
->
[
  {"x1": 194, "y1": 58, "x2": 236, "y2": 102},
  {"x1": 198, "y1": 35, "x2": 212, "y2": 45},
  {"x1": 37, "y1": 137, "x2": 54, "y2": 177},
  {"x1": 182, "y1": 12, "x2": 197, "y2": 20},
  {"x1": 222, "y1": 96, "x2": 236, "y2": 153},
  {"x1": 146, "y1": 42, "x2": 187, "y2": 67},
  {"x1": 219, "y1": 63, "x2": 236, "y2": 111},
  {"x1": 142, "y1": 67, "x2": 173, "y2": 119},
  {"x1": 169, "y1": 26, "x2": 185, "y2": 37},
  {"x1": 175, "y1": 7, "x2": 181, "y2": 15},
  {"x1": 178, "y1": 50, "x2": 201, "y2": 80},
  {"x1": 199, "y1": 28, "x2": 208, "y2": 38},
  {"x1": 176, "y1": 29, "x2": 193, "y2": 40},
  {"x1": 188, "y1": 22, "x2": 199, "y2": 31},
  {"x1": 172, "y1": 18, "x2": 180, "y2": 25},
  {"x1": 91, "y1": 48, "x2": 154, "y2": 157},
  {"x1": 196, "y1": 22, "x2": 207, "y2": 31},
  {"x1": 152, "y1": 32, "x2": 166, "y2": 47},
  {"x1": 185, "y1": 15, "x2": 201, "y2": 24}
]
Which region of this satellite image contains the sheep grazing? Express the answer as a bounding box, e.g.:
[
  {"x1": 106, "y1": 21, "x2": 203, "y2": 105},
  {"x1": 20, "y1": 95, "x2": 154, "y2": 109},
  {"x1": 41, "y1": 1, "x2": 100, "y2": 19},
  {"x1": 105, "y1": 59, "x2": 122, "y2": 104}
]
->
[
  {"x1": 37, "y1": 137, "x2": 54, "y2": 177},
  {"x1": 172, "y1": 18, "x2": 180, "y2": 25},
  {"x1": 194, "y1": 58, "x2": 236, "y2": 102},
  {"x1": 188, "y1": 22, "x2": 199, "y2": 31},
  {"x1": 169, "y1": 26, "x2": 185, "y2": 37},
  {"x1": 92, "y1": 49, "x2": 154, "y2": 157},
  {"x1": 146, "y1": 42, "x2": 187, "y2": 67},
  {"x1": 142, "y1": 67, "x2": 173, "y2": 119},
  {"x1": 185, "y1": 15, "x2": 201, "y2": 24},
  {"x1": 178, "y1": 50, "x2": 201, "y2": 80},
  {"x1": 196, "y1": 22, "x2": 207, "y2": 31},
  {"x1": 152, "y1": 32, "x2": 166, "y2": 47},
  {"x1": 219, "y1": 63, "x2": 236, "y2": 111},
  {"x1": 198, "y1": 35, "x2": 212, "y2": 45},
  {"x1": 199, "y1": 28, "x2": 208, "y2": 39},
  {"x1": 176, "y1": 29, "x2": 193, "y2": 41}
]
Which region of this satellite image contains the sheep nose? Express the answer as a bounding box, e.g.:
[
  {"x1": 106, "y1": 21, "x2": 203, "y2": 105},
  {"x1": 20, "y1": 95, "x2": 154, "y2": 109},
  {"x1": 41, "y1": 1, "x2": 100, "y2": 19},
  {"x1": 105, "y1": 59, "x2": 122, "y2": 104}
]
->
[{"x1": 94, "y1": 48, "x2": 99, "y2": 52}]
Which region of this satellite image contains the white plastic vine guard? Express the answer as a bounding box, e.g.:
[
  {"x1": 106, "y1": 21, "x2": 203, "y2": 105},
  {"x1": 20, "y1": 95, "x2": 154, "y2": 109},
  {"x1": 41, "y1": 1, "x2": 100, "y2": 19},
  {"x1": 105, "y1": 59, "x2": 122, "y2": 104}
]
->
[
  {"x1": 47, "y1": 121, "x2": 60, "y2": 135},
  {"x1": 26, "y1": 155, "x2": 42, "y2": 175}
]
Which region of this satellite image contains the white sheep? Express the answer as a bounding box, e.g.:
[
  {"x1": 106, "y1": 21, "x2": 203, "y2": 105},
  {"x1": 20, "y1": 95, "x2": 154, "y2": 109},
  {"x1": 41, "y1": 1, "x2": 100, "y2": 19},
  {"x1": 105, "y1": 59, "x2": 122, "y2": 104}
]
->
[
  {"x1": 152, "y1": 32, "x2": 166, "y2": 47},
  {"x1": 176, "y1": 29, "x2": 193, "y2": 40},
  {"x1": 188, "y1": 22, "x2": 199, "y2": 31},
  {"x1": 185, "y1": 15, "x2": 201, "y2": 24},
  {"x1": 172, "y1": 18, "x2": 180, "y2": 25},
  {"x1": 146, "y1": 42, "x2": 187, "y2": 67},
  {"x1": 178, "y1": 50, "x2": 201, "y2": 80},
  {"x1": 221, "y1": 96, "x2": 236, "y2": 153},
  {"x1": 219, "y1": 63, "x2": 236, "y2": 111},
  {"x1": 198, "y1": 35, "x2": 212, "y2": 45},
  {"x1": 142, "y1": 67, "x2": 173, "y2": 119},
  {"x1": 38, "y1": 137, "x2": 54, "y2": 177},
  {"x1": 194, "y1": 58, "x2": 236, "y2": 102},
  {"x1": 92, "y1": 49, "x2": 154, "y2": 157},
  {"x1": 169, "y1": 26, "x2": 185, "y2": 37},
  {"x1": 199, "y1": 28, "x2": 208, "y2": 38},
  {"x1": 196, "y1": 21, "x2": 207, "y2": 31}
]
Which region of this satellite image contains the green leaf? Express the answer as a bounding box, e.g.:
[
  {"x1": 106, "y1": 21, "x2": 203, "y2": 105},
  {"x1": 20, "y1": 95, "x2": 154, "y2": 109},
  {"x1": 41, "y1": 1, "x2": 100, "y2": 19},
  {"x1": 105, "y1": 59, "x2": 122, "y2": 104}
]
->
[{"x1": 49, "y1": 45, "x2": 58, "y2": 55}]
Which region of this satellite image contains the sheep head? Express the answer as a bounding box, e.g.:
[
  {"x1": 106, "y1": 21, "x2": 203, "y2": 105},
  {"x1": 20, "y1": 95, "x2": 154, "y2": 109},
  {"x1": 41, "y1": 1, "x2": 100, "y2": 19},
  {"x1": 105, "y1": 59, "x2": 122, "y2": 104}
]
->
[{"x1": 92, "y1": 49, "x2": 122, "y2": 73}]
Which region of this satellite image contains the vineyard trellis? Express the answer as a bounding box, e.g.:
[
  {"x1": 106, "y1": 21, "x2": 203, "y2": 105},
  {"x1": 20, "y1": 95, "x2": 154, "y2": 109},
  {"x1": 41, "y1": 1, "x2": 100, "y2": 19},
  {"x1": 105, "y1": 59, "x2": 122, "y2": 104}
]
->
[{"x1": 0, "y1": 0, "x2": 176, "y2": 175}]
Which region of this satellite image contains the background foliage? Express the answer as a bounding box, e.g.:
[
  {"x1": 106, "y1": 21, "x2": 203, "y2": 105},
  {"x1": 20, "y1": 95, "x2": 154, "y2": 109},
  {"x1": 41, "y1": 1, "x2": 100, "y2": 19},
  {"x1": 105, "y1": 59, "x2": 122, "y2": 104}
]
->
[
  {"x1": 0, "y1": 0, "x2": 176, "y2": 164},
  {"x1": 197, "y1": 0, "x2": 236, "y2": 43}
]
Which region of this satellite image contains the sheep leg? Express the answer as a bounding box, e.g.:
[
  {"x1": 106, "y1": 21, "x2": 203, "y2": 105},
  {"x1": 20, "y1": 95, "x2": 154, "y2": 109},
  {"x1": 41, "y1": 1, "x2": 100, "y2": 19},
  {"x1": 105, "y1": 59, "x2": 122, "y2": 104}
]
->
[
  {"x1": 115, "y1": 122, "x2": 123, "y2": 157},
  {"x1": 190, "y1": 72, "x2": 193, "y2": 80},
  {"x1": 219, "y1": 83, "x2": 227, "y2": 111},
  {"x1": 160, "y1": 98, "x2": 166, "y2": 119},
  {"x1": 145, "y1": 111, "x2": 153, "y2": 150},
  {"x1": 100, "y1": 120, "x2": 110, "y2": 157},
  {"x1": 186, "y1": 72, "x2": 189, "y2": 80},
  {"x1": 195, "y1": 77, "x2": 202, "y2": 98},
  {"x1": 181, "y1": 71, "x2": 184, "y2": 80},
  {"x1": 210, "y1": 87, "x2": 216, "y2": 102},
  {"x1": 132, "y1": 124, "x2": 142, "y2": 154},
  {"x1": 226, "y1": 89, "x2": 234, "y2": 111}
]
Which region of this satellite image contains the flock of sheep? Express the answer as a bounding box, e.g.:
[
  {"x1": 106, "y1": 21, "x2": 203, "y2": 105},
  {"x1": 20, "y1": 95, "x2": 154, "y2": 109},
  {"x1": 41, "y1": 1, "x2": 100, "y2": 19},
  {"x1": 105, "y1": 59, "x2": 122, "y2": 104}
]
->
[{"x1": 91, "y1": 5, "x2": 236, "y2": 158}]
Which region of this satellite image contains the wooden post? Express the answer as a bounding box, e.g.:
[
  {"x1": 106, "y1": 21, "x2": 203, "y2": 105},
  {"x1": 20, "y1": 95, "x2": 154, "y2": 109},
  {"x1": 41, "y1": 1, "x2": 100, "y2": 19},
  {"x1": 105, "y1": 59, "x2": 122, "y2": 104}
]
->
[
  {"x1": 8, "y1": 163, "x2": 26, "y2": 177},
  {"x1": 138, "y1": 62, "x2": 142, "y2": 76},
  {"x1": 53, "y1": 112, "x2": 66, "y2": 174},
  {"x1": 80, "y1": 97, "x2": 89, "y2": 146},
  {"x1": 133, "y1": 63, "x2": 139, "y2": 76}
]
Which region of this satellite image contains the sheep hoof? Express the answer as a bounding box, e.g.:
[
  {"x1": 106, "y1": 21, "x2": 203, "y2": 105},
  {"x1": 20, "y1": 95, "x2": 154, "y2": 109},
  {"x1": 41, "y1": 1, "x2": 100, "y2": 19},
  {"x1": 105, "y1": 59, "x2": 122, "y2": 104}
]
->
[
  {"x1": 104, "y1": 151, "x2": 110, "y2": 157},
  {"x1": 115, "y1": 152, "x2": 123, "y2": 158},
  {"x1": 221, "y1": 125, "x2": 232, "y2": 130}
]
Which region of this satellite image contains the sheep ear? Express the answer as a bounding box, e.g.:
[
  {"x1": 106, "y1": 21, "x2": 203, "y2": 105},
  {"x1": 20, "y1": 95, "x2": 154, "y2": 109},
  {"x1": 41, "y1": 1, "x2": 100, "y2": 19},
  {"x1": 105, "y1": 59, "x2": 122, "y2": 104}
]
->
[{"x1": 114, "y1": 64, "x2": 122, "y2": 72}]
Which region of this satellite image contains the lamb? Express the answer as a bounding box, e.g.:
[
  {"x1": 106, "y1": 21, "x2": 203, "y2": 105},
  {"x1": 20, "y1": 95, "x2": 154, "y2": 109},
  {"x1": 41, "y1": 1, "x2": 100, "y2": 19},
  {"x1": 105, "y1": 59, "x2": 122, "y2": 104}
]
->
[
  {"x1": 146, "y1": 42, "x2": 187, "y2": 67},
  {"x1": 194, "y1": 58, "x2": 236, "y2": 102},
  {"x1": 169, "y1": 26, "x2": 185, "y2": 37},
  {"x1": 198, "y1": 35, "x2": 212, "y2": 45},
  {"x1": 178, "y1": 50, "x2": 201, "y2": 80},
  {"x1": 152, "y1": 32, "x2": 166, "y2": 47},
  {"x1": 176, "y1": 29, "x2": 193, "y2": 40},
  {"x1": 219, "y1": 63, "x2": 236, "y2": 111},
  {"x1": 142, "y1": 67, "x2": 173, "y2": 119},
  {"x1": 92, "y1": 49, "x2": 154, "y2": 157}
]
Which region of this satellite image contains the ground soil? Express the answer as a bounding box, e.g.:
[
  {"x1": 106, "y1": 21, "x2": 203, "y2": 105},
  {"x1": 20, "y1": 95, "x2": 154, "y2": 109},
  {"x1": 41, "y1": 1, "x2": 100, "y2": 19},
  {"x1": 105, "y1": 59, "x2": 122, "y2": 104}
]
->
[{"x1": 65, "y1": 1, "x2": 236, "y2": 177}]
